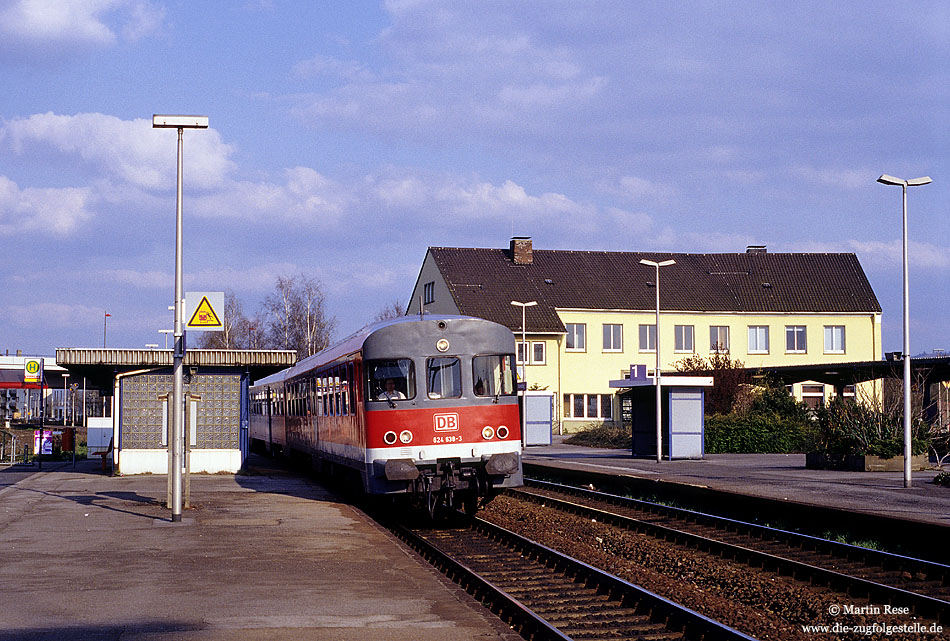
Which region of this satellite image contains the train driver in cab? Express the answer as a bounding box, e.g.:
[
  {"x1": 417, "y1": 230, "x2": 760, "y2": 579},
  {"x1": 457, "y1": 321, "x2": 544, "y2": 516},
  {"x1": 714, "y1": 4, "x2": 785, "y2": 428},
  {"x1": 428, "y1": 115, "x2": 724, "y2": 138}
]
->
[{"x1": 377, "y1": 378, "x2": 406, "y2": 402}]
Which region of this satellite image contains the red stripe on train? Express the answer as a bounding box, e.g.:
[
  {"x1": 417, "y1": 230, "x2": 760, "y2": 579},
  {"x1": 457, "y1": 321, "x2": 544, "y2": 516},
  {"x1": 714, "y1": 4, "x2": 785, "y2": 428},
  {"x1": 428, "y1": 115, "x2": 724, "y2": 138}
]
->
[{"x1": 365, "y1": 404, "x2": 520, "y2": 448}]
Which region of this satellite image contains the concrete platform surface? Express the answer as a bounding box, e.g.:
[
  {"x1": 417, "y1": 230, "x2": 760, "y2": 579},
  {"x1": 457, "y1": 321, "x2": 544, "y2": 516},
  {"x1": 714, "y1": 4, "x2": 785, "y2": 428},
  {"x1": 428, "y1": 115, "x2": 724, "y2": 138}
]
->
[
  {"x1": 0, "y1": 457, "x2": 518, "y2": 641},
  {"x1": 523, "y1": 439, "x2": 950, "y2": 527}
]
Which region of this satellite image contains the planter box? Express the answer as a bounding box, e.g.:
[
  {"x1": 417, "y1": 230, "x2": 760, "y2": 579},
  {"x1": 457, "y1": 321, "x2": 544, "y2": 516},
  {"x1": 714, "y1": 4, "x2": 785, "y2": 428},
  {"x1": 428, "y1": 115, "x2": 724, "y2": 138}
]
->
[{"x1": 806, "y1": 452, "x2": 929, "y2": 472}]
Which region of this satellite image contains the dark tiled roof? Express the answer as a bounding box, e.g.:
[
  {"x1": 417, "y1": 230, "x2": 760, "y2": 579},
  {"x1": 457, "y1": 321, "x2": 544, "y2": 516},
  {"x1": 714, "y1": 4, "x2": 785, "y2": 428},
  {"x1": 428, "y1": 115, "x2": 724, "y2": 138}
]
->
[{"x1": 429, "y1": 247, "x2": 882, "y2": 333}]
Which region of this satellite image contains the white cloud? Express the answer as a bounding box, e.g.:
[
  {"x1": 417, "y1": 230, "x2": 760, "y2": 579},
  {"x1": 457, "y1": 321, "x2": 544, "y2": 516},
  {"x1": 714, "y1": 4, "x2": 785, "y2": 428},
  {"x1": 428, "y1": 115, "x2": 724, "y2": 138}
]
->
[
  {"x1": 2, "y1": 112, "x2": 235, "y2": 190},
  {"x1": 790, "y1": 165, "x2": 875, "y2": 190},
  {"x1": 190, "y1": 167, "x2": 350, "y2": 224},
  {"x1": 0, "y1": 175, "x2": 92, "y2": 234},
  {"x1": 293, "y1": 54, "x2": 375, "y2": 82},
  {"x1": 0, "y1": 0, "x2": 164, "y2": 57},
  {"x1": 790, "y1": 239, "x2": 950, "y2": 270}
]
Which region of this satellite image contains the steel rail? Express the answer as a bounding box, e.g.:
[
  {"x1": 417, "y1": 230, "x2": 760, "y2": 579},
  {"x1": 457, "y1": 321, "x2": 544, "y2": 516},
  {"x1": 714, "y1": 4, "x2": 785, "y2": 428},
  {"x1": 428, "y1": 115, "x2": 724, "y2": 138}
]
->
[
  {"x1": 387, "y1": 515, "x2": 756, "y2": 641},
  {"x1": 517, "y1": 480, "x2": 950, "y2": 624}
]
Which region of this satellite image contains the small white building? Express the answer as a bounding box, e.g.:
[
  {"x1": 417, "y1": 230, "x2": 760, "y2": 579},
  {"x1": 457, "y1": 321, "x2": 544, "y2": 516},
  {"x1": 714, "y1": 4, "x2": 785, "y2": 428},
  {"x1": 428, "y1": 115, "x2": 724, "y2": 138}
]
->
[{"x1": 56, "y1": 348, "x2": 295, "y2": 475}]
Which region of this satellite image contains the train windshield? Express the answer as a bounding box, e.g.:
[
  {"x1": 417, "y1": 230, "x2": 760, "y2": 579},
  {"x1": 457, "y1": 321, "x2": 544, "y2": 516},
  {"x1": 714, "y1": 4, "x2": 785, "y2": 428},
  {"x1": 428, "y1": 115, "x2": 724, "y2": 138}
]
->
[
  {"x1": 472, "y1": 354, "x2": 517, "y2": 397},
  {"x1": 366, "y1": 359, "x2": 415, "y2": 402},
  {"x1": 427, "y1": 357, "x2": 462, "y2": 399}
]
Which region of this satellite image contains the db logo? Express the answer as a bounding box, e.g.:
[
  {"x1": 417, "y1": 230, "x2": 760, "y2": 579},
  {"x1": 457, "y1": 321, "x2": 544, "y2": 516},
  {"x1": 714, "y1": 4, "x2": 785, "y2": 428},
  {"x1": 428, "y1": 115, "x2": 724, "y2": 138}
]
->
[{"x1": 433, "y1": 413, "x2": 460, "y2": 432}]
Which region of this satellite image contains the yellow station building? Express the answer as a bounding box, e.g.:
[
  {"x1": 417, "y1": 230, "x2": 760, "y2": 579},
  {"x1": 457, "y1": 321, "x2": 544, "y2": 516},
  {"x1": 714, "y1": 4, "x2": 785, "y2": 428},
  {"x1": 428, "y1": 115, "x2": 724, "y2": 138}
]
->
[{"x1": 408, "y1": 238, "x2": 882, "y2": 433}]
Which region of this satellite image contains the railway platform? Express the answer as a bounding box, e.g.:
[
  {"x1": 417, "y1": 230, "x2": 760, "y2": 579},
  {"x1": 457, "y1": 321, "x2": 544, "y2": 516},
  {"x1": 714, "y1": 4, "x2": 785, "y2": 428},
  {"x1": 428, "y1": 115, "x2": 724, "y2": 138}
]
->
[
  {"x1": 0, "y1": 456, "x2": 520, "y2": 641},
  {"x1": 523, "y1": 438, "x2": 950, "y2": 528}
]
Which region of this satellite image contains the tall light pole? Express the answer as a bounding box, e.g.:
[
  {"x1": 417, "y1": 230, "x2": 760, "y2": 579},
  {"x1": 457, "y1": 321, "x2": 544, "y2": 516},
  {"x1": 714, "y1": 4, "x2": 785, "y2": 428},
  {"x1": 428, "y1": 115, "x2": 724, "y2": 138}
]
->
[
  {"x1": 153, "y1": 114, "x2": 209, "y2": 522},
  {"x1": 640, "y1": 258, "x2": 676, "y2": 463},
  {"x1": 877, "y1": 173, "x2": 931, "y2": 488},
  {"x1": 62, "y1": 373, "x2": 69, "y2": 426},
  {"x1": 103, "y1": 312, "x2": 111, "y2": 347},
  {"x1": 159, "y1": 329, "x2": 173, "y2": 349},
  {"x1": 510, "y1": 300, "x2": 537, "y2": 447}
]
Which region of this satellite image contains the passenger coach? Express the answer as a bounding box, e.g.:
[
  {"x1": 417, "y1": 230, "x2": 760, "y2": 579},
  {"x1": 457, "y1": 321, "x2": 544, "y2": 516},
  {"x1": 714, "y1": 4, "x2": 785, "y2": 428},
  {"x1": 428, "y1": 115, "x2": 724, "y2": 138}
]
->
[{"x1": 250, "y1": 315, "x2": 523, "y2": 514}]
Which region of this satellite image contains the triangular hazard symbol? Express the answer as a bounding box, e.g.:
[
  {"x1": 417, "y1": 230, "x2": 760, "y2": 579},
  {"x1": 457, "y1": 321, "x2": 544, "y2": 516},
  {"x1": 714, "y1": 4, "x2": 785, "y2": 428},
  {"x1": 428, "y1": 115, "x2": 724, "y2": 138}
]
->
[{"x1": 188, "y1": 296, "x2": 222, "y2": 327}]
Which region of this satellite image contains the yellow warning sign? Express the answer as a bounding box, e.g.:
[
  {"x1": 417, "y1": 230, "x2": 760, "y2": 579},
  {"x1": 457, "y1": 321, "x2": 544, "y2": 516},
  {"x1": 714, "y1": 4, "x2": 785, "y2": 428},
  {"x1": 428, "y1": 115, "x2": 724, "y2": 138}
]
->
[{"x1": 187, "y1": 296, "x2": 222, "y2": 329}]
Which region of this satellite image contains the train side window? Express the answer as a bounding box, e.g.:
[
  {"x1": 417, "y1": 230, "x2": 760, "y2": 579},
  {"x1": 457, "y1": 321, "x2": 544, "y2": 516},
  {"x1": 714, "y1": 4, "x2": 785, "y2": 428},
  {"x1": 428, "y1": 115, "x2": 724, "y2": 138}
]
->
[
  {"x1": 367, "y1": 359, "x2": 415, "y2": 403},
  {"x1": 427, "y1": 357, "x2": 461, "y2": 399},
  {"x1": 472, "y1": 354, "x2": 517, "y2": 397}
]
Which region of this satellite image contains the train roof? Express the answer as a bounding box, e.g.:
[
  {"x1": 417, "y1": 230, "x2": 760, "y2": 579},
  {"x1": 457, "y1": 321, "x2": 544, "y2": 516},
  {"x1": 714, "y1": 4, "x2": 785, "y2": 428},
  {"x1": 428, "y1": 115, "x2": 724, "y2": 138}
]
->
[{"x1": 250, "y1": 314, "x2": 500, "y2": 388}]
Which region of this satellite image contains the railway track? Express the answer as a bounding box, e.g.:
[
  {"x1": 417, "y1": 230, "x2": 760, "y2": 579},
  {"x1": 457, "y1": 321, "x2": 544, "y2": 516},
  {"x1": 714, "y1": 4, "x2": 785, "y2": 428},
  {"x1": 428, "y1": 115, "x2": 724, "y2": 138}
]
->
[
  {"x1": 386, "y1": 514, "x2": 755, "y2": 641},
  {"x1": 515, "y1": 478, "x2": 950, "y2": 626}
]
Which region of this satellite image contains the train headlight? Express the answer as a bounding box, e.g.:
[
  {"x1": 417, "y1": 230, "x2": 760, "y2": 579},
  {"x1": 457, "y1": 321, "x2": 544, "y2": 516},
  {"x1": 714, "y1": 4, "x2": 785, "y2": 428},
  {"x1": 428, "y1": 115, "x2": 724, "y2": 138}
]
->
[
  {"x1": 496, "y1": 425, "x2": 509, "y2": 439},
  {"x1": 399, "y1": 430, "x2": 413, "y2": 444},
  {"x1": 383, "y1": 431, "x2": 398, "y2": 445},
  {"x1": 481, "y1": 426, "x2": 495, "y2": 440}
]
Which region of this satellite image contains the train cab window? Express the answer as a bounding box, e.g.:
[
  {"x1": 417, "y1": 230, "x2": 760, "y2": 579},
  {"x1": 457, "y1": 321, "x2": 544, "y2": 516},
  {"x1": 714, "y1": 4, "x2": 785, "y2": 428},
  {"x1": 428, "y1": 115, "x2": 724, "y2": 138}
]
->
[
  {"x1": 472, "y1": 354, "x2": 517, "y2": 397},
  {"x1": 367, "y1": 359, "x2": 415, "y2": 403},
  {"x1": 427, "y1": 357, "x2": 461, "y2": 399}
]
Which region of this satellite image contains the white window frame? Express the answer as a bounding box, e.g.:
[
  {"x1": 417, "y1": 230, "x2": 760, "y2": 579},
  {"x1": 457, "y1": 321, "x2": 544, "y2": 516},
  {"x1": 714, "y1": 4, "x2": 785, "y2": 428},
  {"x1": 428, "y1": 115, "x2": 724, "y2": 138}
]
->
[
  {"x1": 674, "y1": 325, "x2": 694, "y2": 353},
  {"x1": 563, "y1": 393, "x2": 613, "y2": 419},
  {"x1": 824, "y1": 325, "x2": 845, "y2": 354},
  {"x1": 638, "y1": 324, "x2": 656, "y2": 353},
  {"x1": 423, "y1": 281, "x2": 435, "y2": 305},
  {"x1": 602, "y1": 323, "x2": 623, "y2": 352},
  {"x1": 531, "y1": 341, "x2": 546, "y2": 365},
  {"x1": 786, "y1": 325, "x2": 807, "y2": 354},
  {"x1": 516, "y1": 341, "x2": 528, "y2": 365},
  {"x1": 748, "y1": 326, "x2": 769, "y2": 354},
  {"x1": 709, "y1": 326, "x2": 730, "y2": 353},
  {"x1": 566, "y1": 323, "x2": 586, "y2": 352}
]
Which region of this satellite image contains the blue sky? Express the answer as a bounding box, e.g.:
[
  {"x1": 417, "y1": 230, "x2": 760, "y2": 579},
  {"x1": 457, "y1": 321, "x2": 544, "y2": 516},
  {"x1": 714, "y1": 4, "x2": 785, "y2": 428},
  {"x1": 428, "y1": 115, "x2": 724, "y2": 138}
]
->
[{"x1": 0, "y1": 0, "x2": 947, "y2": 356}]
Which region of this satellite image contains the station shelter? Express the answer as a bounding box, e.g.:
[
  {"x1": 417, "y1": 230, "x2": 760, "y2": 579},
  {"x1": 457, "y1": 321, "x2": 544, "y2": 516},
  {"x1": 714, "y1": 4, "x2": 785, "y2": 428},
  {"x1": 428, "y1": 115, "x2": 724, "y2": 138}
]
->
[
  {"x1": 610, "y1": 370, "x2": 713, "y2": 459},
  {"x1": 56, "y1": 348, "x2": 295, "y2": 475}
]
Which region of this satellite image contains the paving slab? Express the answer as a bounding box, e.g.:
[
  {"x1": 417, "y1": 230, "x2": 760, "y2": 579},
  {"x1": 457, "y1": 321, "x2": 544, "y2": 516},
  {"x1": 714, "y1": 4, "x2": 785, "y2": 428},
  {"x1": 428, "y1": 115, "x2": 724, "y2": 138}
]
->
[
  {"x1": 0, "y1": 457, "x2": 519, "y2": 641},
  {"x1": 523, "y1": 439, "x2": 950, "y2": 527}
]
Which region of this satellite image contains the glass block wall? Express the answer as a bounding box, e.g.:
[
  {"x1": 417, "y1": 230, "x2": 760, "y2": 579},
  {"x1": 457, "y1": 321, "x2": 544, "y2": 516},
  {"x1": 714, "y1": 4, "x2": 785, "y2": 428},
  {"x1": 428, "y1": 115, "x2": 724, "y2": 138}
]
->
[{"x1": 120, "y1": 373, "x2": 241, "y2": 449}]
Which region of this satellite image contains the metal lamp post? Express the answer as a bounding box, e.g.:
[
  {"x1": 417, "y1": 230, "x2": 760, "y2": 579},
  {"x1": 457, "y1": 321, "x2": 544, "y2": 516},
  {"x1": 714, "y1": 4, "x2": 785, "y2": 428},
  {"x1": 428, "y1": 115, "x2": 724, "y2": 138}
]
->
[
  {"x1": 510, "y1": 300, "x2": 537, "y2": 447},
  {"x1": 640, "y1": 258, "x2": 676, "y2": 463},
  {"x1": 103, "y1": 312, "x2": 110, "y2": 347},
  {"x1": 877, "y1": 173, "x2": 931, "y2": 488},
  {"x1": 159, "y1": 329, "x2": 173, "y2": 349},
  {"x1": 62, "y1": 373, "x2": 69, "y2": 426},
  {"x1": 153, "y1": 114, "x2": 209, "y2": 522}
]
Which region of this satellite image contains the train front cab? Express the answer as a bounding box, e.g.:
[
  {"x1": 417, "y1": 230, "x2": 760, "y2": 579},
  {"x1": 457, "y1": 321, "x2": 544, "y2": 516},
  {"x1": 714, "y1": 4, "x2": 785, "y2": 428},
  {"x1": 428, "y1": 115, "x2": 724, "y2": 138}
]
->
[{"x1": 361, "y1": 318, "x2": 523, "y2": 512}]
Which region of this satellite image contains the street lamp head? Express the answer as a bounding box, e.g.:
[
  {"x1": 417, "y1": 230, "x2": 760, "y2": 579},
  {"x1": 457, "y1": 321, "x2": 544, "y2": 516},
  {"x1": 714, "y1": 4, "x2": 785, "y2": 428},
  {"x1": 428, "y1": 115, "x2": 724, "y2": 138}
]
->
[
  {"x1": 906, "y1": 176, "x2": 932, "y2": 187},
  {"x1": 152, "y1": 115, "x2": 209, "y2": 129},
  {"x1": 877, "y1": 174, "x2": 905, "y2": 186},
  {"x1": 640, "y1": 259, "x2": 676, "y2": 268},
  {"x1": 510, "y1": 300, "x2": 538, "y2": 307}
]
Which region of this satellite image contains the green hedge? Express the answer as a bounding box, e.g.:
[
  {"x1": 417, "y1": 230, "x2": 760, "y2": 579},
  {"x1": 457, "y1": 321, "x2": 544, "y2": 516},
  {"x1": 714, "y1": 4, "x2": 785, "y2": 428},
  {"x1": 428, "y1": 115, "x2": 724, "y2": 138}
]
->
[{"x1": 704, "y1": 413, "x2": 813, "y2": 453}]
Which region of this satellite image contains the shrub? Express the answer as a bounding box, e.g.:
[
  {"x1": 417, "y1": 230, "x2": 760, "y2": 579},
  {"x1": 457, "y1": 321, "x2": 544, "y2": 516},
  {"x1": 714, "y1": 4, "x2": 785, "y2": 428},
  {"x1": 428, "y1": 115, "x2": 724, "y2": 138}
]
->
[
  {"x1": 933, "y1": 471, "x2": 950, "y2": 488},
  {"x1": 812, "y1": 397, "x2": 929, "y2": 457},
  {"x1": 564, "y1": 423, "x2": 630, "y2": 449},
  {"x1": 704, "y1": 413, "x2": 814, "y2": 453}
]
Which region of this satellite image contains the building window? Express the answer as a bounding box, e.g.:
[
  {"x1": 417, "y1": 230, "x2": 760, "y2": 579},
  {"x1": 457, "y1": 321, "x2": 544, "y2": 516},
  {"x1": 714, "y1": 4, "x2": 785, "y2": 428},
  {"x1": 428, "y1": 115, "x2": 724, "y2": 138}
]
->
[
  {"x1": 423, "y1": 281, "x2": 434, "y2": 304},
  {"x1": 824, "y1": 326, "x2": 845, "y2": 354},
  {"x1": 600, "y1": 394, "x2": 613, "y2": 420},
  {"x1": 748, "y1": 326, "x2": 769, "y2": 354},
  {"x1": 638, "y1": 324, "x2": 656, "y2": 352},
  {"x1": 603, "y1": 324, "x2": 623, "y2": 352},
  {"x1": 566, "y1": 323, "x2": 586, "y2": 351},
  {"x1": 532, "y1": 341, "x2": 546, "y2": 365},
  {"x1": 563, "y1": 393, "x2": 614, "y2": 419},
  {"x1": 518, "y1": 341, "x2": 546, "y2": 365},
  {"x1": 786, "y1": 326, "x2": 807, "y2": 353},
  {"x1": 801, "y1": 383, "x2": 825, "y2": 410},
  {"x1": 674, "y1": 325, "x2": 694, "y2": 353},
  {"x1": 710, "y1": 326, "x2": 730, "y2": 353}
]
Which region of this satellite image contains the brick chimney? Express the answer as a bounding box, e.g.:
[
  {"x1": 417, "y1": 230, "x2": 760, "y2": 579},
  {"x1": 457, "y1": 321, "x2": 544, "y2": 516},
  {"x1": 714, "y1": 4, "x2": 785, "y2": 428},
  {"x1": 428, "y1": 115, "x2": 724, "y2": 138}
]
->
[{"x1": 510, "y1": 237, "x2": 533, "y2": 265}]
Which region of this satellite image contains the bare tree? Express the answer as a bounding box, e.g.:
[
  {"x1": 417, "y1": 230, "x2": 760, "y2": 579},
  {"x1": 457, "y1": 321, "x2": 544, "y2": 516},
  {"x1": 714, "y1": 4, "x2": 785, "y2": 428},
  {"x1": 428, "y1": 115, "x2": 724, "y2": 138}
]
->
[
  {"x1": 197, "y1": 290, "x2": 248, "y2": 349},
  {"x1": 259, "y1": 273, "x2": 336, "y2": 358},
  {"x1": 373, "y1": 299, "x2": 405, "y2": 322}
]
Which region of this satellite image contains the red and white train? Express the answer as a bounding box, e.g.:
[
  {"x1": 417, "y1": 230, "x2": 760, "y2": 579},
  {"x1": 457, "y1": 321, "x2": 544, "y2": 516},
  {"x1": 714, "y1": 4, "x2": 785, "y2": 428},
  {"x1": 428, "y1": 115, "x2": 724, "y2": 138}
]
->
[{"x1": 249, "y1": 315, "x2": 523, "y2": 514}]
